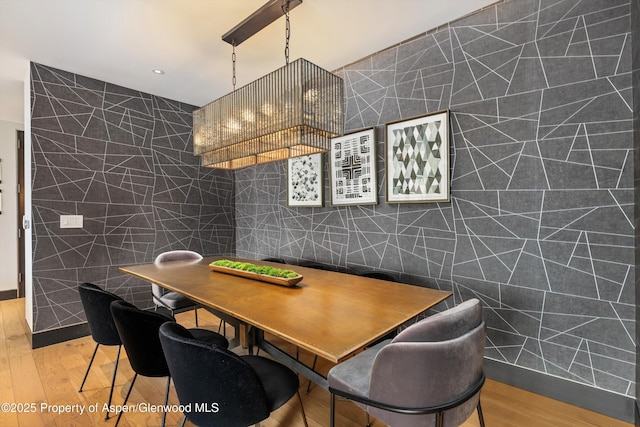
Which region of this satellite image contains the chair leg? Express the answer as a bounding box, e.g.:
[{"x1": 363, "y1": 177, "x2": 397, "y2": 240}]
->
[
  {"x1": 104, "y1": 344, "x2": 122, "y2": 420},
  {"x1": 330, "y1": 393, "x2": 336, "y2": 427},
  {"x1": 296, "y1": 390, "x2": 309, "y2": 427},
  {"x1": 436, "y1": 411, "x2": 444, "y2": 427},
  {"x1": 115, "y1": 373, "x2": 138, "y2": 427},
  {"x1": 194, "y1": 308, "x2": 198, "y2": 326},
  {"x1": 217, "y1": 319, "x2": 226, "y2": 335},
  {"x1": 477, "y1": 400, "x2": 485, "y2": 427},
  {"x1": 78, "y1": 342, "x2": 99, "y2": 392},
  {"x1": 180, "y1": 415, "x2": 187, "y2": 427},
  {"x1": 161, "y1": 376, "x2": 171, "y2": 427},
  {"x1": 366, "y1": 412, "x2": 371, "y2": 427}
]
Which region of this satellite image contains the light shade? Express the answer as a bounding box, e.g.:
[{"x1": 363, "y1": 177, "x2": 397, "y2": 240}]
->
[{"x1": 193, "y1": 58, "x2": 344, "y2": 169}]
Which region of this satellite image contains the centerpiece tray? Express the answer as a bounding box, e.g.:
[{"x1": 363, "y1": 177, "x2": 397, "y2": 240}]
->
[{"x1": 209, "y1": 262, "x2": 303, "y2": 287}]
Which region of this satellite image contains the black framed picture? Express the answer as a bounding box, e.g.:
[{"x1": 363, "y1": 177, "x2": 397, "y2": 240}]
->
[
  {"x1": 330, "y1": 128, "x2": 377, "y2": 206},
  {"x1": 386, "y1": 110, "x2": 450, "y2": 203},
  {"x1": 287, "y1": 153, "x2": 324, "y2": 207}
]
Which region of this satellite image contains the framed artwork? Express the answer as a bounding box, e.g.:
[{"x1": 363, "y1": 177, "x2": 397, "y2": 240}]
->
[
  {"x1": 386, "y1": 110, "x2": 450, "y2": 203},
  {"x1": 287, "y1": 153, "x2": 324, "y2": 207},
  {"x1": 330, "y1": 128, "x2": 377, "y2": 206}
]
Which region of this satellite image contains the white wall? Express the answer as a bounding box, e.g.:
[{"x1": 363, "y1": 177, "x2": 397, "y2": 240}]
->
[
  {"x1": 23, "y1": 67, "x2": 32, "y2": 331},
  {"x1": 0, "y1": 119, "x2": 21, "y2": 293}
]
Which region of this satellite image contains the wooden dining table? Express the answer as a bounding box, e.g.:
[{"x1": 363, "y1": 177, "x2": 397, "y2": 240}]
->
[{"x1": 119, "y1": 256, "x2": 451, "y2": 388}]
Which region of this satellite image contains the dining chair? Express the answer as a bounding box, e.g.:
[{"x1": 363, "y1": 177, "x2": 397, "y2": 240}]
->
[
  {"x1": 358, "y1": 270, "x2": 398, "y2": 282},
  {"x1": 159, "y1": 321, "x2": 308, "y2": 427},
  {"x1": 153, "y1": 250, "x2": 203, "y2": 325},
  {"x1": 328, "y1": 298, "x2": 486, "y2": 427},
  {"x1": 261, "y1": 257, "x2": 286, "y2": 263},
  {"x1": 304, "y1": 269, "x2": 398, "y2": 393},
  {"x1": 77, "y1": 282, "x2": 124, "y2": 420},
  {"x1": 298, "y1": 260, "x2": 333, "y2": 270},
  {"x1": 110, "y1": 300, "x2": 229, "y2": 427}
]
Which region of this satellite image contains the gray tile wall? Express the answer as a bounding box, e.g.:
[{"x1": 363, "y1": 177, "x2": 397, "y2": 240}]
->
[
  {"x1": 30, "y1": 63, "x2": 235, "y2": 333},
  {"x1": 235, "y1": 0, "x2": 635, "y2": 397}
]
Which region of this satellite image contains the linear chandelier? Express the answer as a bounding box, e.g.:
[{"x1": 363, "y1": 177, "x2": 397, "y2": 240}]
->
[{"x1": 193, "y1": 0, "x2": 344, "y2": 170}]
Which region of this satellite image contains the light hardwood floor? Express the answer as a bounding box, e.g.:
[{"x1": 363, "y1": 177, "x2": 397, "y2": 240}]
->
[{"x1": 0, "y1": 298, "x2": 633, "y2": 427}]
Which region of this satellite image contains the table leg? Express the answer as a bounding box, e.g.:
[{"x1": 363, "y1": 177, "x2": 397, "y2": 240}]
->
[
  {"x1": 202, "y1": 307, "x2": 242, "y2": 349},
  {"x1": 255, "y1": 330, "x2": 328, "y2": 390},
  {"x1": 239, "y1": 323, "x2": 256, "y2": 354}
]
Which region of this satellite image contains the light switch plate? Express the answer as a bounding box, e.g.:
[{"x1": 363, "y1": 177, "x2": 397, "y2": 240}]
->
[{"x1": 60, "y1": 215, "x2": 83, "y2": 229}]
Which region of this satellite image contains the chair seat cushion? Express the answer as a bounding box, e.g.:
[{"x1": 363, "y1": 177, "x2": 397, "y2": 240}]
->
[
  {"x1": 155, "y1": 291, "x2": 197, "y2": 310},
  {"x1": 188, "y1": 328, "x2": 229, "y2": 349},
  {"x1": 327, "y1": 339, "x2": 390, "y2": 398},
  {"x1": 243, "y1": 355, "x2": 299, "y2": 412}
]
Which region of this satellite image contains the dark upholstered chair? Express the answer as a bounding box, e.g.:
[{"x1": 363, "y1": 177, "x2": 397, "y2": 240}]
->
[
  {"x1": 152, "y1": 250, "x2": 202, "y2": 325},
  {"x1": 159, "y1": 321, "x2": 308, "y2": 427},
  {"x1": 358, "y1": 270, "x2": 398, "y2": 282},
  {"x1": 78, "y1": 282, "x2": 124, "y2": 420},
  {"x1": 298, "y1": 260, "x2": 333, "y2": 271},
  {"x1": 328, "y1": 298, "x2": 486, "y2": 427},
  {"x1": 110, "y1": 300, "x2": 228, "y2": 427}
]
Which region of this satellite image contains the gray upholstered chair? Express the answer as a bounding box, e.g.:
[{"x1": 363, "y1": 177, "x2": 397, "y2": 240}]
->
[
  {"x1": 152, "y1": 250, "x2": 202, "y2": 325},
  {"x1": 328, "y1": 298, "x2": 486, "y2": 427}
]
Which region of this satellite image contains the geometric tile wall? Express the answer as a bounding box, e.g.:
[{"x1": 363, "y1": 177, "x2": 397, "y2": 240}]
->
[
  {"x1": 236, "y1": 0, "x2": 635, "y2": 397},
  {"x1": 30, "y1": 63, "x2": 235, "y2": 333}
]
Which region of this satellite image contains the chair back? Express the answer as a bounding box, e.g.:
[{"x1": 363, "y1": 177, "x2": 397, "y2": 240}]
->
[
  {"x1": 78, "y1": 282, "x2": 123, "y2": 346},
  {"x1": 152, "y1": 250, "x2": 203, "y2": 298},
  {"x1": 261, "y1": 257, "x2": 286, "y2": 264},
  {"x1": 159, "y1": 322, "x2": 270, "y2": 427},
  {"x1": 368, "y1": 298, "x2": 485, "y2": 427},
  {"x1": 298, "y1": 260, "x2": 332, "y2": 271},
  {"x1": 110, "y1": 300, "x2": 173, "y2": 378},
  {"x1": 358, "y1": 271, "x2": 398, "y2": 282},
  {"x1": 154, "y1": 250, "x2": 203, "y2": 264}
]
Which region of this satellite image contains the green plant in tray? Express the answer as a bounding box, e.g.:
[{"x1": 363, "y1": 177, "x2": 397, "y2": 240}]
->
[{"x1": 211, "y1": 260, "x2": 299, "y2": 279}]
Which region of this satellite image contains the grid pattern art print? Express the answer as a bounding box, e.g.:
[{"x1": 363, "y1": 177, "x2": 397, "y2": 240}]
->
[{"x1": 330, "y1": 128, "x2": 377, "y2": 206}]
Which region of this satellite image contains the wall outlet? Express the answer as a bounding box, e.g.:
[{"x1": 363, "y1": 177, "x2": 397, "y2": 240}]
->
[{"x1": 60, "y1": 215, "x2": 83, "y2": 229}]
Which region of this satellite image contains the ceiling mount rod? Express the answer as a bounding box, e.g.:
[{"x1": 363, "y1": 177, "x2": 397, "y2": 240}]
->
[{"x1": 222, "y1": 0, "x2": 303, "y2": 46}]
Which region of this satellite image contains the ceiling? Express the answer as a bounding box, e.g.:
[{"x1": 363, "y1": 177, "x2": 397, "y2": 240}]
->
[{"x1": 0, "y1": 0, "x2": 497, "y2": 124}]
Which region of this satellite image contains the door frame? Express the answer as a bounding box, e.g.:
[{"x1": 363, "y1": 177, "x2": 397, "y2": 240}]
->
[{"x1": 17, "y1": 130, "x2": 25, "y2": 298}]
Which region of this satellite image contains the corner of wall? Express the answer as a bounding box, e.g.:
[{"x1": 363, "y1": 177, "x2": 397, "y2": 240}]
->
[{"x1": 23, "y1": 63, "x2": 32, "y2": 332}]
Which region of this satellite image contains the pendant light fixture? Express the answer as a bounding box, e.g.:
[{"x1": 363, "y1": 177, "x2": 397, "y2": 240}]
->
[{"x1": 193, "y1": 0, "x2": 344, "y2": 170}]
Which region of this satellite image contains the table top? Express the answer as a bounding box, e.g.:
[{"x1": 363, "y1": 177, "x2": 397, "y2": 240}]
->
[{"x1": 120, "y1": 256, "x2": 451, "y2": 363}]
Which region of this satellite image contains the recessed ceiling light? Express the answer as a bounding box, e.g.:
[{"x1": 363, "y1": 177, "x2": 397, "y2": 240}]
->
[{"x1": 152, "y1": 69, "x2": 165, "y2": 75}]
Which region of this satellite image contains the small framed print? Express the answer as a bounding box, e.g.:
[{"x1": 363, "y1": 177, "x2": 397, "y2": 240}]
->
[
  {"x1": 330, "y1": 128, "x2": 377, "y2": 206},
  {"x1": 287, "y1": 153, "x2": 324, "y2": 207},
  {"x1": 386, "y1": 110, "x2": 450, "y2": 203}
]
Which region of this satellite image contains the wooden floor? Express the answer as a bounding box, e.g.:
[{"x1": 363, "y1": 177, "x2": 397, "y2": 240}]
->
[{"x1": 0, "y1": 298, "x2": 633, "y2": 427}]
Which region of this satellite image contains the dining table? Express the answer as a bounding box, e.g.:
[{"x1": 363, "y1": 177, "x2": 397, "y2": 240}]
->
[{"x1": 119, "y1": 256, "x2": 452, "y2": 389}]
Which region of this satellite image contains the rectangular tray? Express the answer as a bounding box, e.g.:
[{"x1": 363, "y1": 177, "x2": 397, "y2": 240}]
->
[{"x1": 209, "y1": 264, "x2": 303, "y2": 287}]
